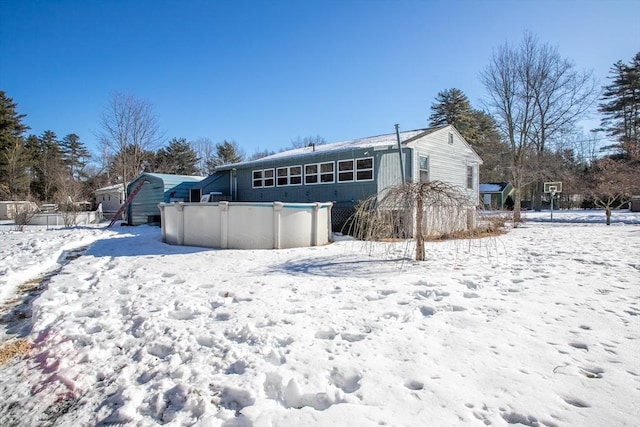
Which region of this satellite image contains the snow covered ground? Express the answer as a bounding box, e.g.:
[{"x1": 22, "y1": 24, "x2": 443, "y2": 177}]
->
[{"x1": 0, "y1": 210, "x2": 639, "y2": 427}]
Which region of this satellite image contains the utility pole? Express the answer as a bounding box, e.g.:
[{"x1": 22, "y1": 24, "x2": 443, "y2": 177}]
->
[{"x1": 395, "y1": 124, "x2": 406, "y2": 185}]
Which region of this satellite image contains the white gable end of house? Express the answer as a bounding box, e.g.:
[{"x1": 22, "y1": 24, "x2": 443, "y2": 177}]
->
[{"x1": 406, "y1": 125, "x2": 482, "y2": 198}]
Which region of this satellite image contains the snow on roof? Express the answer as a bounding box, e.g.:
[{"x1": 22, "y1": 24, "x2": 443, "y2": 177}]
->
[
  {"x1": 480, "y1": 183, "x2": 509, "y2": 192},
  {"x1": 217, "y1": 127, "x2": 444, "y2": 170},
  {"x1": 94, "y1": 183, "x2": 125, "y2": 193}
]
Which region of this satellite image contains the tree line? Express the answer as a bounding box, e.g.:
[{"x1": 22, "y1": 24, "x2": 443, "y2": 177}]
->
[
  {"x1": 1, "y1": 33, "x2": 638, "y2": 217},
  {"x1": 427, "y1": 37, "x2": 638, "y2": 223}
]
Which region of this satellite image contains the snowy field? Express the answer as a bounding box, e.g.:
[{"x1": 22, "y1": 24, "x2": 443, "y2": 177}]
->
[{"x1": 0, "y1": 210, "x2": 639, "y2": 427}]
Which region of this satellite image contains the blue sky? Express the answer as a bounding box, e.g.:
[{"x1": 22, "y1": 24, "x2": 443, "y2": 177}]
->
[{"x1": 1, "y1": 0, "x2": 638, "y2": 158}]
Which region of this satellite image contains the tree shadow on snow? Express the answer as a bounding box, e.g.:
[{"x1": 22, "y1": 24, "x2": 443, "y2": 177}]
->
[
  {"x1": 265, "y1": 256, "x2": 412, "y2": 278},
  {"x1": 86, "y1": 225, "x2": 211, "y2": 258}
]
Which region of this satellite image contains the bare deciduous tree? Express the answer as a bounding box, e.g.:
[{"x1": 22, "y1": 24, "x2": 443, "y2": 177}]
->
[
  {"x1": 289, "y1": 135, "x2": 326, "y2": 150},
  {"x1": 348, "y1": 181, "x2": 473, "y2": 261},
  {"x1": 190, "y1": 137, "x2": 216, "y2": 175},
  {"x1": 585, "y1": 157, "x2": 640, "y2": 225},
  {"x1": 97, "y1": 93, "x2": 163, "y2": 184},
  {"x1": 481, "y1": 33, "x2": 597, "y2": 222}
]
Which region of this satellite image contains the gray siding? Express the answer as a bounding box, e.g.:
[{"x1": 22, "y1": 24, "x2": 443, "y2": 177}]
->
[
  {"x1": 232, "y1": 148, "x2": 386, "y2": 208},
  {"x1": 126, "y1": 173, "x2": 204, "y2": 225},
  {"x1": 128, "y1": 176, "x2": 164, "y2": 225},
  {"x1": 375, "y1": 148, "x2": 410, "y2": 193},
  {"x1": 209, "y1": 125, "x2": 482, "y2": 231}
]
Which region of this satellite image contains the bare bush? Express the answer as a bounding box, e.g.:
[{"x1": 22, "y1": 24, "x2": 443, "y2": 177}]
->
[
  {"x1": 347, "y1": 181, "x2": 475, "y2": 261},
  {"x1": 12, "y1": 200, "x2": 39, "y2": 231}
]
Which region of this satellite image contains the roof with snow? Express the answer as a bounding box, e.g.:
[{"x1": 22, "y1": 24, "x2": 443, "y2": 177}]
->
[
  {"x1": 216, "y1": 126, "x2": 447, "y2": 170},
  {"x1": 94, "y1": 183, "x2": 125, "y2": 193},
  {"x1": 479, "y1": 182, "x2": 510, "y2": 193}
]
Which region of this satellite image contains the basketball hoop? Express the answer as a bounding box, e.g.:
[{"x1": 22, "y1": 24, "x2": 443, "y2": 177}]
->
[
  {"x1": 543, "y1": 182, "x2": 563, "y2": 195},
  {"x1": 543, "y1": 181, "x2": 563, "y2": 221}
]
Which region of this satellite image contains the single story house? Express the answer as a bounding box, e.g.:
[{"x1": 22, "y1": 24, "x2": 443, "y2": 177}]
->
[
  {"x1": 479, "y1": 182, "x2": 514, "y2": 209},
  {"x1": 0, "y1": 201, "x2": 38, "y2": 220},
  {"x1": 94, "y1": 184, "x2": 125, "y2": 219},
  {"x1": 126, "y1": 173, "x2": 204, "y2": 225},
  {"x1": 196, "y1": 125, "x2": 482, "y2": 230}
]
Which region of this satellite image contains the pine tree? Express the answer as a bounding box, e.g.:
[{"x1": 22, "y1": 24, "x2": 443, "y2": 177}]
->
[
  {"x1": 0, "y1": 91, "x2": 30, "y2": 198},
  {"x1": 428, "y1": 88, "x2": 508, "y2": 182},
  {"x1": 31, "y1": 130, "x2": 63, "y2": 202},
  {"x1": 154, "y1": 137, "x2": 199, "y2": 175},
  {"x1": 428, "y1": 88, "x2": 475, "y2": 134},
  {"x1": 207, "y1": 140, "x2": 244, "y2": 171},
  {"x1": 60, "y1": 133, "x2": 91, "y2": 180},
  {"x1": 598, "y1": 52, "x2": 640, "y2": 159}
]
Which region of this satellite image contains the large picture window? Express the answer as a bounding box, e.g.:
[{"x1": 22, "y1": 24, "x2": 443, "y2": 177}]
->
[
  {"x1": 338, "y1": 157, "x2": 373, "y2": 182},
  {"x1": 305, "y1": 162, "x2": 334, "y2": 184},
  {"x1": 252, "y1": 168, "x2": 275, "y2": 188},
  {"x1": 276, "y1": 165, "x2": 302, "y2": 186}
]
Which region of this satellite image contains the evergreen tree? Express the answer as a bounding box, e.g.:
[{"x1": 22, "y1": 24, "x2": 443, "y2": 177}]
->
[
  {"x1": 0, "y1": 91, "x2": 30, "y2": 198},
  {"x1": 428, "y1": 88, "x2": 475, "y2": 134},
  {"x1": 60, "y1": 133, "x2": 91, "y2": 180},
  {"x1": 31, "y1": 130, "x2": 64, "y2": 202},
  {"x1": 207, "y1": 140, "x2": 244, "y2": 171},
  {"x1": 428, "y1": 88, "x2": 508, "y2": 182},
  {"x1": 598, "y1": 52, "x2": 640, "y2": 159},
  {"x1": 154, "y1": 137, "x2": 199, "y2": 175}
]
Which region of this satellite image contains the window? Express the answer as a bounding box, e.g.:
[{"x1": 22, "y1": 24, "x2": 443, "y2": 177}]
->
[
  {"x1": 419, "y1": 155, "x2": 429, "y2": 182},
  {"x1": 252, "y1": 168, "x2": 275, "y2": 188},
  {"x1": 305, "y1": 162, "x2": 334, "y2": 184},
  {"x1": 338, "y1": 160, "x2": 354, "y2": 182},
  {"x1": 356, "y1": 158, "x2": 373, "y2": 181},
  {"x1": 448, "y1": 132, "x2": 454, "y2": 145},
  {"x1": 276, "y1": 165, "x2": 302, "y2": 186},
  {"x1": 467, "y1": 165, "x2": 474, "y2": 189},
  {"x1": 338, "y1": 157, "x2": 373, "y2": 183}
]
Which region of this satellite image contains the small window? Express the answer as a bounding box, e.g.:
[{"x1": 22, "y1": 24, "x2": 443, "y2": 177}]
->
[
  {"x1": 356, "y1": 157, "x2": 373, "y2": 181},
  {"x1": 419, "y1": 155, "x2": 429, "y2": 183},
  {"x1": 290, "y1": 166, "x2": 302, "y2": 185},
  {"x1": 320, "y1": 162, "x2": 334, "y2": 183},
  {"x1": 338, "y1": 160, "x2": 354, "y2": 182},
  {"x1": 467, "y1": 165, "x2": 474, "y2": 189},
  {"x1": 448, "y1": 132, "x2": 454, "y2": 145},
  {"x1": 305, "y1": 164, "x2": 318, "y2": 184},
  {"x1": 305, "y1": 162, "x2": 334, "y2": 184},
  {"x1": 277, "y1": 167, "x2": 288, "y2": 186},
  {"x1": 264, "y1": 169, "x2": 274, "y2": 187},
  {"x1": 252, "y1": 170, "x2": 263, "y2": 188},
  {"x1": 252, "y1": 169, "x2": 275, "y2": 188},
  {"x1": 277, "y1": 165, "x2": 302, "y2": 186}
]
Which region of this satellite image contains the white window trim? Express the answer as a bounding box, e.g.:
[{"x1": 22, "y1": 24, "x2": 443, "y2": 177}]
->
[
  {"x1": 419, "y1": 155, "x2": 429, "y2": 183},
  {"x1": 252, "y1": 168, "x2": 275, "y2": 188},
  {"x1": 276, "y1": 165, "x2": 302, "y2": 187},
  {"x1": 338, "y1": 157, "x2": 374, "y2": 183},
  {"x1": 305, "y1": 161, "x2": 335, "y2": 185},
  {"x1": 355, "y1": 157, "x2": 374, "y2": 182},
  {"x1": 337, "y1": 159, "x2": 355, "y2": 183}
]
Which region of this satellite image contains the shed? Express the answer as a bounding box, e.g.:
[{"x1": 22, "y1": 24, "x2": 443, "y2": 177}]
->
[
  {"x1": 631, "y1": 195, "x2": 640, "y2": 212},
  {"x1": 126, "y1": 173, "x2": 204, "y2": 225},
  {"x1": 94, "y1": 184, "x2": 125, "y2": 218},
  {"x1": 0, "y1": 201, "x2": 38, "y2": 220},
  {"x1": 212, "y1": 125, "x2": 482, "y2": 231},
  {"x1": 479, "y1": 182, "x2": 514, "y2": 209}
]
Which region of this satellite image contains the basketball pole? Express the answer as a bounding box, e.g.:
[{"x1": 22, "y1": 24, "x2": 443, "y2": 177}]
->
[{"x1": 550, "y1": 190, "x2": 555, "y2": 221}]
